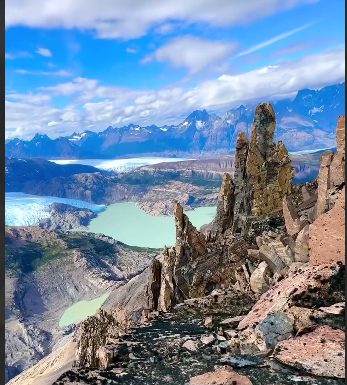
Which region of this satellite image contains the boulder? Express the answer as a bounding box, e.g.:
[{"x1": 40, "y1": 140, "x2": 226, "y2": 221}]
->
[
  {"x1": 182, "y1": 339, "x2": 198, "y2": 352},
  {"x1": 200, "y1": 334, "x2": 215, "y2": 346},
  {"x1": 237, "y1": 263, "x2": 344, "y2": 334},
  {"x1": 189, "y1": 369, "x2": 253, "y2": 385},
  {"x1": 249, "y1": 261, "x2": 271, "y2": 294},
  {"x1": 274, "y1": 326, "x2": 345, "y2": 378},
  {"x1": 239, "y1": 311, "x2": 294, "y2": 354},
  {"x1": 258, "y1": 244, "x2": 286, "y2": 273}
]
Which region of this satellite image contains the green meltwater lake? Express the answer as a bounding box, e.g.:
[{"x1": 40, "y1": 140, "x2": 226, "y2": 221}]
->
[
  {"x1": 88, "y1": 202, "x2": 217, "y2": 249},
  {"x1": 59, "y1": 293, "x2": 109, "y2": 327}
]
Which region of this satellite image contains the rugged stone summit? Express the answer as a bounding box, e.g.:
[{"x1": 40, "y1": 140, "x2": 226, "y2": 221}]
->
[
  {"x1": 153, "y1": 103, "x2": 295, "y2": 311},
  {"x1": 207, "y1": 103, "x2": 293, "y2": 237},
  {"x1": 244, "y1": 103, "x2": 293, "y2": 217}
]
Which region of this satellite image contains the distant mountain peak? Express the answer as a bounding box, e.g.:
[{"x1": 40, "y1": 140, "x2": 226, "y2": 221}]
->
[
  {"x1": 32, "y1": 133, "x2": 50, "y2": 142},
  {"x1": 5, "y1": 82, "x2": 345, "y2": 158},
  {"x1": 186, "y1": 109, "x2": 210, "y2": 122}
]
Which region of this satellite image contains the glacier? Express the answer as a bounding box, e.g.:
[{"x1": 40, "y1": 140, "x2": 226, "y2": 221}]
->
[
  {"x1": 5, "y1": 192, "x2": 105, "y2": 227},
  {"x1": 49, "y1": 157, "x2": 194, "y2": 173}
]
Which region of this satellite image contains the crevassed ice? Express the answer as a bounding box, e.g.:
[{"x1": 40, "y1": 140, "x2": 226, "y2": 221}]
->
[
  {"x1": 49, "y1": 157, "x2": 194, "y2": 173},
  {"x1": 5, "y1": 192, "x2": 105, "y2": 226}
]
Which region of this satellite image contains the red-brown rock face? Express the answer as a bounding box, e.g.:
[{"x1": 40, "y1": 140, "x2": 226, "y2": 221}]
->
[
  {"x1": 274, "y1": 326, "x2": 345, "y2": 378},
  {"x1": 238, "y1": 263, "x2": 344, "y2": 331},
  {"x1": 309, "y1": 188, "x2": 345, "y2": 266},
  {"x1": 189, "y1": 369, "x2": 253, "y2": 385},
  {"x1": 315, "y1": 115, "x2": 345, "y2": 218}
]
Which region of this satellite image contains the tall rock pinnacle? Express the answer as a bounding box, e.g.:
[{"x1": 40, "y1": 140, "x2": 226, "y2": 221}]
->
[{"x1": 245, "y1": 103, "x2": 293, "y2": 217}]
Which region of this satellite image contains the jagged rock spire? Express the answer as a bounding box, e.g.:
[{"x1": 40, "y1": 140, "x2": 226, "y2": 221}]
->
[
  {"x1": 205, "y1": 102, "x2": 294, "y2": 235},
  {"x1": 245, "y1": 102, "x2": 293, "y2": 217}
]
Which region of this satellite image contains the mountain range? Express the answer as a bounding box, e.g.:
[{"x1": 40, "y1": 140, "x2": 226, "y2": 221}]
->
[{"x1": 5, "y1": 82, "x2": 345, "y2": 159}]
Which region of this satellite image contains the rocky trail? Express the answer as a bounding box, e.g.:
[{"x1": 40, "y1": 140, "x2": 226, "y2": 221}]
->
[{"x1": 53, "y1": 304, "x2": 344, "y2": 385}]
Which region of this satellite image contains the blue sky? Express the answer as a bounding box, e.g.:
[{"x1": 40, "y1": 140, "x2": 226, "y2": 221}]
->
[{"x1": 5, "y1": 0, "x2": 345, "y2": 139}]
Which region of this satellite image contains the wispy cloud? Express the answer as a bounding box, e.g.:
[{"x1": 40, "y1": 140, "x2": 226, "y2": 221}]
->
[
  {"x1": 5, "y1": 0, "x2": 318, "y2": 40},
  {"x1": 143, "y1": 35, "x2": 237, "y2": 75},
  {"x1": 236, "y1": 21, "x2": 317, "y2": 58},
  {"x1": 126, "y1": 47, "x2": 137, "y2": 54},
  {"x1": 36, "y1": 47, "x2": 52, "y2": 57},
  {"x1": 269, "y1": 42, "x2": 309, "y2": 57},
  {"x1": 5, "y1": 51, "x2": 32, "y2": 59},
  {"x1": 15, "y1": 69, "x2": 72, "y2": 76}
]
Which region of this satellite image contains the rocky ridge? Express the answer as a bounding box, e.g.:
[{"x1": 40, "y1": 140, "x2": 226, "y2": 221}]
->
[
  {"x1": 38, "y1": 203, "x2": 98, "y2": 231},
  {"x1": 8, "y1": 106, "x2": 345, "y2": 385}
]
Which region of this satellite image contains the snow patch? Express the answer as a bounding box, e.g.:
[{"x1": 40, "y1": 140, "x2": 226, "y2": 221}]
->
[{"x1": 196, "y1": 120, "x2": 205, "y2": 129}]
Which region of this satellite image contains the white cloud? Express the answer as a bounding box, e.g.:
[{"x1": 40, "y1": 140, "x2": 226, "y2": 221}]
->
[
  {"x1": 5, "y1": 51, "x2": 32, "y2": 59},
  {"x1": 6, "y1": 0, "x2": 319, "y2": 39},
  {"x1": 235, "y1": 21, "x2": 317, "y2": 57},
  {"x1": 36, "y1": 47, "x2": 52, "y2": 57},
  {"x1": 143, "y1": 35, "x2": 236, "y2": 74},
  {"x1": 126, "y1": 47, "x2": 137, "y2": 53},
  {"x1": 5, "y1": 92, "x2": 51, "y2": 104},
  {"x1": 15, "y1": 69, "x2": 72, "y2": 76},
  {"x1": 5, "y1": 48, "x2": 345, "y2": 139}
]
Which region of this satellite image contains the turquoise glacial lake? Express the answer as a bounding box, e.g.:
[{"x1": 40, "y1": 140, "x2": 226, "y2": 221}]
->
[
  {"x1": 59, "y1": 293, "x2": 109, "y2": 327},
  {"x1": 88, "y1": 202, "x2": 216, "y2": 249}
]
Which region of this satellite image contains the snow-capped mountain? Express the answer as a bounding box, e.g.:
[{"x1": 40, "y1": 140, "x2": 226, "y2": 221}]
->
[
  {"x1": 5, "y1": 82, "x2": 345, "y2": 159},
  {"x1": 5, "y1": 133, "x2": 104, "y2": 159}
]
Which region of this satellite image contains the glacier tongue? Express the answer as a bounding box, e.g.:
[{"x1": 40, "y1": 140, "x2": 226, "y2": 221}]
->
[{"x1": 5, "y1": 192, "x2": 105, "y2": 226}]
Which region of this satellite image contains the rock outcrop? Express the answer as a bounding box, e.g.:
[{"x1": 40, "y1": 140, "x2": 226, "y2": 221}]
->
[
  {"x1": 205, "y1": 173, "x2": 235, "y2": 235},
  {"x1": 309, "y1": 189, "x2": 345, "y2": 266},
  {"x1": 74, "y1": 309, "x2": 121, "y2": 368},
  {"x1": 274, "y1": 325, "x2": 345, "y2": 378},
  {"x1": 235, "y1": 262, "x2": 345, "y2": 356},
  {"x1": 232, "y1": 103, "x2": 294, "y2": 234},
  {"x1": 38, "y1": 203, "x2": 97, "y2": 231},
  {"x1": 153, "y1": 103, "x2": 296, "y2": 311},
  {"x1": 316, "y1": 115, "x2": 345, "y2": 217},
  {"x1": 277, "y1": 115, "x2": 346, "y2": 267}
]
